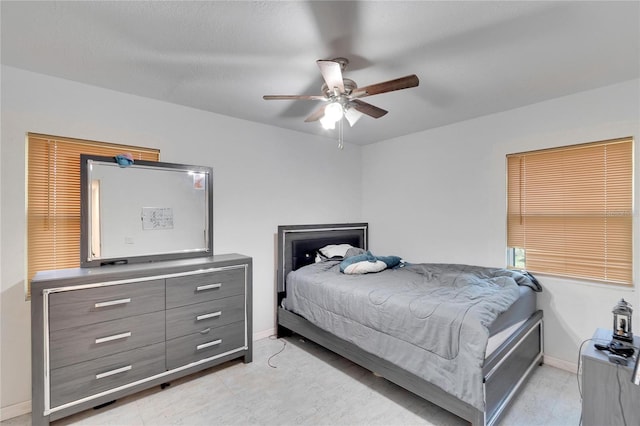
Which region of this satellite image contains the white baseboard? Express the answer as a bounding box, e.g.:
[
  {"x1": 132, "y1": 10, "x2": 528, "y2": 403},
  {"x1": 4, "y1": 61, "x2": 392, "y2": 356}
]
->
[
  {"x1": 543, "y1": 354, "x2": 578, "y2": 373},
  {"x1": 0, "y1": 400, "x2": 31, "y2": 421},
  {"x1": 253, "y1": 327, "x2": 276, "y2": 341}
]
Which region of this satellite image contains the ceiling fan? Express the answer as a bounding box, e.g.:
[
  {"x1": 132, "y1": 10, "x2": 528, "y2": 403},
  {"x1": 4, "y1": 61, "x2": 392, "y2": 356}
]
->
[{"x1": 263, "y1": 58, "x2": 419, "y2": 130}]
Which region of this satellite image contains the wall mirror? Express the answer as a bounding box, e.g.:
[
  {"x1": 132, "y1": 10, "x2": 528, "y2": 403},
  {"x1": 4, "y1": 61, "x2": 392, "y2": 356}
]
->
[{"x1": 80, "y1": 155, "x2": 213, "y2": 267}]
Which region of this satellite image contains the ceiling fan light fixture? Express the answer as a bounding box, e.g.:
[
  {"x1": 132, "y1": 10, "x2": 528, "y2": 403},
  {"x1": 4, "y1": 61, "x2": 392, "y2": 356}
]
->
[
  {"x1": 320, "y1": 114, "x2": 336, "y2": 130},
  {"x1": 344, "y1": 107, "x2": 363, "y2": 127},
  {"x1": 324, "y1": 102, "x2": 344, "y2": 123}
]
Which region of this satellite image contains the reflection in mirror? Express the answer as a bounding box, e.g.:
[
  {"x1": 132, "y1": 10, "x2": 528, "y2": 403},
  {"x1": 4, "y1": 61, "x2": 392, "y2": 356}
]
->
[
  {"x1": 81, "y1": 155, "x2": 213, "y2": 267},
  {"x1": 91, "y1": 179, "x2": 101, "y2": 258}
]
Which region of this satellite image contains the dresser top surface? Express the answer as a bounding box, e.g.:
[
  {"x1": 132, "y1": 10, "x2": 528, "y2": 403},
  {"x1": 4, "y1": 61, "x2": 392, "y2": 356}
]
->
[
  {"x1": 31, "y1": 253, "x2": 251, "y2": 286},
  {"x1": 582, "y1": 327, "x2": 639, "y2": 370}
]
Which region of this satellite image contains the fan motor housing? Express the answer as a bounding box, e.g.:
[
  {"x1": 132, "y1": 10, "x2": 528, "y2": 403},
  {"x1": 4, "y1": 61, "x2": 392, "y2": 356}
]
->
[{"x1": 322, "y1": 78, "x2": 358, "y2": 98}]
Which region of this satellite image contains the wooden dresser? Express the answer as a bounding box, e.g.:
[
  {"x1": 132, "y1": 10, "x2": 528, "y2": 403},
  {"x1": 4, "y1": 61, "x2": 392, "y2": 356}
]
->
[{"x1": 31, "y1": 254, "x2": 252, "y2": 426}]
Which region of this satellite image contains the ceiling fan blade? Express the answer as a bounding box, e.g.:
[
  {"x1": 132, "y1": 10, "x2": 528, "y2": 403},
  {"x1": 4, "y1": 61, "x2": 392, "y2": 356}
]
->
[
  {"x1": 304, "y1": 104, "x2": 327, "y2": 122},
  {"x1": 350, "y1": 74, "x2": 419, "y2": 98},
  {"x1": 263, "y1": 95, "x2": 326, "y2": 101},
  {"x1": 344, "y1": 108, "x2": 364, "y2": 127},
  {"x1": 349, "y1": 99, "x2": 388, "y2": 119},
  {"x1": 317, "y1": 60, "x2": 345, "y2": 94}
]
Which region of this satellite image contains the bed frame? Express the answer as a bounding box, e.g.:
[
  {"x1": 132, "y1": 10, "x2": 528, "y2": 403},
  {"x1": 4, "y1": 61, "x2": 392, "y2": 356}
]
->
[{"x1": 276, "y1": 223, "x2": 544, "y2": 426}]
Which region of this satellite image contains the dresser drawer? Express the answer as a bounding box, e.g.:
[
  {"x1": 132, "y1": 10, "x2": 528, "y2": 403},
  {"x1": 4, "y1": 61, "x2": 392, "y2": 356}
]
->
[
  {"x1": 49, "y1": 279, "x2": 165, "y2": 331},
  {"x1": 50, "y1": 311, "x2": 165, "y2": 369},
  {"x1": 166, "y1": 268, "x2": 244, "y2": 309},
  {"x1": 50, "y1": 342, "x2": 166, "y2": 408},
  {"x1": 166, "y1": 321, "x2": 245, "y2": 370},
  {"x1": 166, "y1": 294, "x2": 245, "y2": 340}
]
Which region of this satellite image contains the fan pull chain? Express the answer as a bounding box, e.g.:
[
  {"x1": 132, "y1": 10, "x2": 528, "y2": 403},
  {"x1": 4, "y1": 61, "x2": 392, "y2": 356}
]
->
[{"x1": 337, "y1": 117, "x2": 344, "y2": 149}]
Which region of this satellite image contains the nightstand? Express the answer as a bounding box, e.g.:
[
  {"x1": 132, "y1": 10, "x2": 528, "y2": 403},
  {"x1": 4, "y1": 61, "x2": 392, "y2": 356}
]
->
[{"x1": 581, "y1": 328, "x2": 640, "y2": 426}]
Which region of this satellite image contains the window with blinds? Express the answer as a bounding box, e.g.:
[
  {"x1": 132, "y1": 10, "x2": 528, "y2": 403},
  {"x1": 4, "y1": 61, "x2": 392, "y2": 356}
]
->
[
  {"x1": 27, "y1": 133, "x2": 160, "y2": 295},
  {"x1": 506, "y1": 137, "x2": 633, "y2": 285}
]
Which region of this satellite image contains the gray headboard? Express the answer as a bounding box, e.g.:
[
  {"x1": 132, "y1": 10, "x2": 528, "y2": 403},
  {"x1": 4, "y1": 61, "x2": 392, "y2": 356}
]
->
[{"x1": 276, "y1": 223, "x2": 368, "y2": 295}]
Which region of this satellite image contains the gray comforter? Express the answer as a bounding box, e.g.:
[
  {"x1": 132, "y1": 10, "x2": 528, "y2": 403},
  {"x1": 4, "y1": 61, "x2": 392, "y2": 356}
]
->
[{"x1": 283, "y1": 261, "x2": 535, "y2": 410}]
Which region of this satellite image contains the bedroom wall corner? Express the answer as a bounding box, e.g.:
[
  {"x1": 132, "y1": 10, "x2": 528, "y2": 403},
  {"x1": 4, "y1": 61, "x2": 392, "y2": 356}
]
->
[{"x1": 361, "y1": 78, "x2": 640, "y2": 367}]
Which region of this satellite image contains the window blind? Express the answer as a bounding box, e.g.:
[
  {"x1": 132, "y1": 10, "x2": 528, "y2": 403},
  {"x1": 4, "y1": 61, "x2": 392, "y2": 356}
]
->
[
  {"x1": 27, "y1": 133, "x2": 160, "y2": 295},
  {"x1": 507, "y1": 137, "x2": 633, "y2": 285}
]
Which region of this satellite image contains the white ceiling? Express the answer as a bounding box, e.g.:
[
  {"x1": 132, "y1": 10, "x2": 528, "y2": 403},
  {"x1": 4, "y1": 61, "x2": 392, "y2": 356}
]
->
[{"x1": 2, "y1": 1, "x2": 639, "y2": 145}]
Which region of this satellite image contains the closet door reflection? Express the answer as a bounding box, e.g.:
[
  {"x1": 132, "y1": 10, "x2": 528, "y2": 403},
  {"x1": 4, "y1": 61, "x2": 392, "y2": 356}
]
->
[{"x1": 90, "y1": 179, "x2": 101, "y2": 259}]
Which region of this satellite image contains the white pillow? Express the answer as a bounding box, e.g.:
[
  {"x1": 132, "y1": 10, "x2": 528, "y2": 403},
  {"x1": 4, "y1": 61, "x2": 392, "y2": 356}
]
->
[
  {"x1": 343, "y1": 260, "x2": 387, "y2": 275},
  {"x1": 318, "y1": 244, "x2": 354, "y2": 259}
]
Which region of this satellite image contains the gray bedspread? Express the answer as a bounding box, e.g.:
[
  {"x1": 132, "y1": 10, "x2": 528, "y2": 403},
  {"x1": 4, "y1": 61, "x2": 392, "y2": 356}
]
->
[{"x1": 283, "y1": 261, "x2": 535, "y2": 411}]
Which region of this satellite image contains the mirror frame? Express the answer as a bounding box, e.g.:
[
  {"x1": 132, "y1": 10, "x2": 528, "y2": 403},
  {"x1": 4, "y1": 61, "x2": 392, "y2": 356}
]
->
[{"x1": 80, "y1": 154, "x2": 213, "y2": 267}]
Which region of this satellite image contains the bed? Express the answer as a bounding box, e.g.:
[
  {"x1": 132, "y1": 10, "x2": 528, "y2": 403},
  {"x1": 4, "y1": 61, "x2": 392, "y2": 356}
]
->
[{"x1": 276, "y1": 223, "x2": 543, "y2": 426}]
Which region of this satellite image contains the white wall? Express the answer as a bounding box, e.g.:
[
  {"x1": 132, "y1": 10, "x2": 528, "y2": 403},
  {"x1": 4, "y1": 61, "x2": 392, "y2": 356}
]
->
[
  {"x1": 2, "y1": 65, "x2": 638, "y2": 418},
  {"x1": 0, "y1": 66, "x2": 362, "y2": 417},
  {"x1": 362, "y1": 79, "x2": 640, "y2": 369}
]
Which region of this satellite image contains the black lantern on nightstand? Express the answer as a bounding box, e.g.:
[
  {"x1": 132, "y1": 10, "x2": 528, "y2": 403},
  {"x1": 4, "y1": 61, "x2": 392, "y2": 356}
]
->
[{"x1": 612, "y1": 298, "x2": 633, "y2": 344}]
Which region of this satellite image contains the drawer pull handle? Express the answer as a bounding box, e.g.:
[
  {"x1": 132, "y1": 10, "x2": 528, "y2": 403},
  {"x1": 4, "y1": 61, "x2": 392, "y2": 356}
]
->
[
  {"x1": 95, "y1": 298, "x2": 131, "y2": 308},
  {"x1": 196, "y1": 339, "x2": 222, "y2": 351},
  {"x1": 95, "y1": 365, "x2": 132, "y2": 380},
  {"x1": 200, "y1": 328, "x2": 211, "y2": 334},
  {"x1": 196, "y1": 311, "x2": 222, "y2": 321},
  {"x1": 95, "y1": 331, "x2": 132, "y2": 344},
  {"x1": 196, "y1": 283, "x2": 222, "y2": 292}
]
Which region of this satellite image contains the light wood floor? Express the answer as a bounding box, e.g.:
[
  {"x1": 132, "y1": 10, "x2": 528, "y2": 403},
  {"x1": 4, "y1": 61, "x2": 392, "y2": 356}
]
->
[{"x1": 3, "y1": 336, "x2": 581, "y2": 425}]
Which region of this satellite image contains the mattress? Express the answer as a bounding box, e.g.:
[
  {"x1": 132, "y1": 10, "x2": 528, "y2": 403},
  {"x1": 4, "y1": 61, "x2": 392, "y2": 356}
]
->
[
  {"x1": 488, "y1": 285, "x2": 536, "y2": 336},
  {"x1": 485, "y1": 286, "x2": 535, "y2": 356}
]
